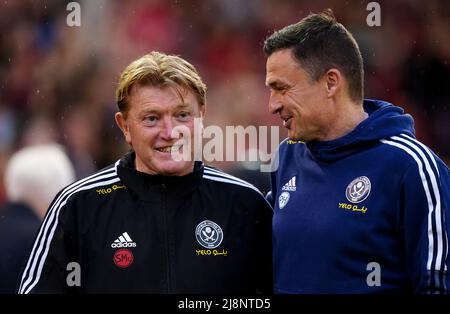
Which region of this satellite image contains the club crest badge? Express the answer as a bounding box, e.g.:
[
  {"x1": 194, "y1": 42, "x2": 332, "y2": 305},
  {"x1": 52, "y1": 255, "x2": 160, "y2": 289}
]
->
[
  {"x1": 346, "y1": 176, "x2": 371, "y2": 203},
  {"x1": 195, "y1": 220, "x2": 223, "y2": 249},
  {"x1": 278, "y1": 191, "x2": 290, "y2": 209}
]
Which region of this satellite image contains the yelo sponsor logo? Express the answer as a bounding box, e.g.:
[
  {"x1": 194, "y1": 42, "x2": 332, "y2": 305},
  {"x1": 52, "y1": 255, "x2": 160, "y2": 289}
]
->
[
  {"x1": 195, "y1": 249, "x2": 228, "y2": 257},
  {"x1": 338, "y1": 202, "x2": 368, "y2": 214},
  {"x1": 96, "y1": 184, "x2": 126, "y2": 195},
  {"x1": 287, "y1": 140, "x2": 304, "y2": 145}
]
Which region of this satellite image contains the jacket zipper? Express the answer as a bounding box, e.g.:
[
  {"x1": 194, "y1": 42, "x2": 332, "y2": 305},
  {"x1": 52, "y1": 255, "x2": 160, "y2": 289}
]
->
[{"x1": 161, "y1": 183, "x2": 171, "y2": 292}]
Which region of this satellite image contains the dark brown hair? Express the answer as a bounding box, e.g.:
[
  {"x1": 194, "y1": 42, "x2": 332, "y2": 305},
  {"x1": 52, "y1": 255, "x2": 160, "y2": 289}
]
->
[{"x1": 264, "y1": 9, "x2": 364, "y2": 102}]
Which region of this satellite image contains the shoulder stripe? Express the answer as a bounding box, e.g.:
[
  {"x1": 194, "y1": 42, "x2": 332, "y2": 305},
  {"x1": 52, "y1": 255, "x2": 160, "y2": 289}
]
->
[
  {"x1": 203, "y1": 167, "x2": 273, "y2": 208},
  {"x1": 203, "y1": 172, "x2": 272, "y2": 209},
  {"x1": 20, "y1": 175, "x2": 120, "y2": 294},
  {"x1": 203, "y1": 169, "x2": 257, "y2": 190},
  {"x1": 204, "y1": 167, "x2": 255, "y2": 187},
  {"x1": 18, "y1": 168, "x2": 117, "y2": 291},
  {"x1": 380, "y1": 137, "x2": 447, "y2": 292},
  {"x1": 399, "y1": 133, "x2": 440, "y2": 175},
  {"x1": 280, "y1": 137, "x2": 289, "y2": 146},
  {"x1": 19, "y1": 161, "x2": 121, "y2": 294},
  {"x1": 203, "y1": 174, "x2": 260, "y2": 194}
]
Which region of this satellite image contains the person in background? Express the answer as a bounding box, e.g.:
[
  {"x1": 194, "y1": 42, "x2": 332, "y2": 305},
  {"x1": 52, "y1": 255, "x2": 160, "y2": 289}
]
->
[{"x1": 0, "y1": 144, "x2": 75, "y2": 293}]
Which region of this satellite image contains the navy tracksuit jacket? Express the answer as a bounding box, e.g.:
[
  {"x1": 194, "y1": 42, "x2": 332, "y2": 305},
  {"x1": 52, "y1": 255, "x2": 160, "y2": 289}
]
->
[{"x1": 268, "y1": 99, "x2": 450, "y2": 293}]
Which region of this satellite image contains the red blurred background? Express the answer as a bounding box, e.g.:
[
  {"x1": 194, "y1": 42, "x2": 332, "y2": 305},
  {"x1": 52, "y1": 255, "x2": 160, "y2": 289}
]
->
[{"x1": 0, "y1": 0, "x2": 449, "y2": 202}]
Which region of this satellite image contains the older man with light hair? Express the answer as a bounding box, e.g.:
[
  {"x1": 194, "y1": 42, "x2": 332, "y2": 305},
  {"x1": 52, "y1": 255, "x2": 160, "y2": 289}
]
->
[
  {"x1": 0, "y1": 144, "x2": 75, "y2": 293},
  {"x1": 18, "y1": 52, "x2": 273, "y2": 294}
]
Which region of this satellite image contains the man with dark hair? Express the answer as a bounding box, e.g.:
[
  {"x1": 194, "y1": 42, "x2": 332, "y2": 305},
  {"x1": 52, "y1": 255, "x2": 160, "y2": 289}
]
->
[{"x1": 264, "y1": 9, "x2": 450, "y2": 293}]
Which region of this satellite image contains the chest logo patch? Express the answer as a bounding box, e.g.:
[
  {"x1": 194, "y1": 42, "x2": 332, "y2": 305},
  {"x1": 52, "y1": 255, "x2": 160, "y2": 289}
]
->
[
  {"x1": 282, "y1": 176, "x2": 297, "y2": 192},
  {"x1": 113, "y1": 249, "x2": 134, "y2": 268},
  {"x1": 111, "y1": 232, "x2": 137, "y2": 248},
  {"x1": 346, "y1": 176, "x2": 371, "y2": 203},
  {"x1": 278, "y1": 191, "x2": 290, "y2": 209},
  {"x1": 195, "y1": 220, "x2": 223, "y2": 249}
]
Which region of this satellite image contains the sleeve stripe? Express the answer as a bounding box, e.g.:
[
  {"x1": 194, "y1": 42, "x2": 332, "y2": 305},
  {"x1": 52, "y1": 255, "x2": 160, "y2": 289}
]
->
[
  {"x1": 202, "y1": 170, "x2": 272, "y2": 209},
  {"x1": 400, "y1": 133, "x2": 448, "y2": 279},
  {"x1": 390, "y1": 136, "x2": 446, "y2": 272},
  {"x1": 400, "y1": 133, "x2": 440, "y2": 176},
  {"x1": 19, "y1": 167, "x2": 115, "y2": 293},
  {"x1": 20, "y1": 176, "x2": 120, "y2": 294},
  {"x1": 380, "y1": 137, "x2": 447, "y2": 292},
  {"x1": 396, "y1": 134, "x2": 449, "y2": 291},
  {"x1": 204, "y1": 167, "x2": 257, "y2": 187},
  {"x1": 203, "y1": 174, "x2": 258, "y2": 192},
  {"x1": 19, "y1": 161, "x2": 121, "y2": 294}
]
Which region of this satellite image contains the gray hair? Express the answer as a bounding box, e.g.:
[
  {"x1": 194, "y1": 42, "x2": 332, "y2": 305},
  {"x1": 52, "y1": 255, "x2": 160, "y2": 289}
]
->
[{"x1": 4, "y1": 144, "x2": 75, "y2": 216}]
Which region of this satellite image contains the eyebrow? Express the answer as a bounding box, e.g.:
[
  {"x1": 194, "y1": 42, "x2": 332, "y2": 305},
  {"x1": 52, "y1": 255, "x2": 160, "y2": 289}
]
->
[
  {"x1": 139, "y1": 104, "x2": 193, "y2": 116},
  {"x1": 266, "y1": 80, "x2": 289, "y2": 89}
]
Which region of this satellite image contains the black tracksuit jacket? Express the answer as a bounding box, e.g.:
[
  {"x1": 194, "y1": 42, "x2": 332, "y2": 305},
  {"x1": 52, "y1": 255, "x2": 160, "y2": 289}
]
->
[{"x1": 18, "y1": 152, "x2": 273, "y2": 294}]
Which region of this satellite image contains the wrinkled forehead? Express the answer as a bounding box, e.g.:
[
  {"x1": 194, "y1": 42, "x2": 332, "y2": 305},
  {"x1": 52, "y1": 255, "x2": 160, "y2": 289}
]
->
[
  {"x1": 132, "y1": 81, "x2": 189, "y2": 99},
  {"x1": 129, "y1": 84, "x2": 200, "y2": 111}
]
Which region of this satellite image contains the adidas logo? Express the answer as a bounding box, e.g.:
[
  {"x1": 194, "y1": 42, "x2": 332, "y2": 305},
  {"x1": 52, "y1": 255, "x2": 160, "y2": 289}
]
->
[
  {"x1": 111, "y1": 232, "x2": 137, "y2": 248},
  {"x1": 282, "y1": 176, "x2": 297, "y2": 192}
]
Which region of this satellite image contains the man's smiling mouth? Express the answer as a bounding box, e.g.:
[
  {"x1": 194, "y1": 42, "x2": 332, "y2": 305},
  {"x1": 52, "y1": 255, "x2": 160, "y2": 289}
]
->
[
  {"x1": 154, "y1": 145, "x2": 182, "y2": 153},
  {"x1": 282, "y1": 116, "x2": 293, "y2": 128}
]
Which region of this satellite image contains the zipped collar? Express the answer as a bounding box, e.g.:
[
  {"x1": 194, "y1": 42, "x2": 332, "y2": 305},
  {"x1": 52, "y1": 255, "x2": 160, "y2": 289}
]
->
[{"x1": 117, "y1": 151, "x2": 204, "y2": 200}]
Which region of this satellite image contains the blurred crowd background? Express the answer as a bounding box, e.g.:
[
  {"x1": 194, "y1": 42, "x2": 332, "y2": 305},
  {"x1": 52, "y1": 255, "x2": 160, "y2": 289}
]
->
[{"x1": 0, "y1": 0, "x2": 449, "y2": 202}]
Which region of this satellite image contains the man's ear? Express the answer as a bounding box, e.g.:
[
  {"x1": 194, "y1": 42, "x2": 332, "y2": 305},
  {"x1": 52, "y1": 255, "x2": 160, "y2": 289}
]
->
[
  {"x1": 325, "y1": 68, "x2": 342, "y2": 98},
  {"x1": 115, "y1": 112, "x2": 132, "y2": 145}
]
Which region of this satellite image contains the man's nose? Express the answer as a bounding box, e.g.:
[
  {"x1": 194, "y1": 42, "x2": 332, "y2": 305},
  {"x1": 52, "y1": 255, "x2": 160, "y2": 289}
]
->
[
  {"x1": 269, "y1": 92, "x2": 282, "y2": 114},
  {"x1": 160, "y1": 117, "x2": 177, "y2": 140}
]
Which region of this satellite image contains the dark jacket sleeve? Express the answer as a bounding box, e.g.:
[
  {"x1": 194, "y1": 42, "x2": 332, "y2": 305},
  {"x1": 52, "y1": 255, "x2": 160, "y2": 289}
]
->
[
  {"x1": 266, "y1": 141, "x2": 283, "y2": 208},
  {"x1": 266, "y1": 171, "x2": 277, "y2": 208},
  {"x1": 17, "y1": 190, "x2": 77, "y2": 294},
  {"x1": 254, "y1": 191, "x2": 274, "y2": 294},
  {"x1": 402, "y1": 157, "x2": 450, "y2": 294}
]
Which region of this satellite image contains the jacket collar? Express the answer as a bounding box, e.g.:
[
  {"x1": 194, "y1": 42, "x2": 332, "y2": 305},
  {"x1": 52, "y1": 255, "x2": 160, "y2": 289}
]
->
[
  {"x1": 305, "y1": 99, "x2": 415, "y2": 162},
  {"x1": 117, "y1": 151, "x2": 204, "y2": 200}
]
